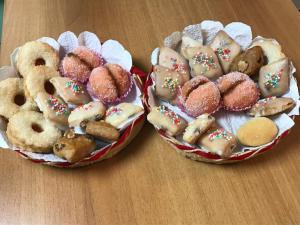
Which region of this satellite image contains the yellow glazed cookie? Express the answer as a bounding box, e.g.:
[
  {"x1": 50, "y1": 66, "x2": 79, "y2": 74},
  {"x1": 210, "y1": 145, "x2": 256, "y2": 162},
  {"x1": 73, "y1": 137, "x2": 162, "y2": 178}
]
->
[
  {"x1": 17, "y1": 41, "x2": 59, "y2": 78},
  {"x1": 25, "y1": 66, "x2": 59, "y2": 99},
  {"x1": 6, "y1": 111, "x2": 61, "y2": 153},
  {"x1": 0, "y1": 78, "x2": 37, "y2": 119},
  {"x1": 237, "y1": 117, "x2": 278, "y2": 147}
]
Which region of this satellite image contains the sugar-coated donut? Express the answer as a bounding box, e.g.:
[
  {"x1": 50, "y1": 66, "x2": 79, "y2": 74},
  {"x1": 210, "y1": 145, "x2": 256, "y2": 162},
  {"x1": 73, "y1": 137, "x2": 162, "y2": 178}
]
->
[
  {"x1": 217, "y1": 72, "x2": 260, "y2": 111},
  {"x1": 179, "y1": 76, "x2": 221, "y2": 117},
  {"x1": 17, "y1": 41, "x2": 59, "y2": 78},
  {"x1": 0, "y1": 78, "x2": 37, "y2": 119},
  {"x1": 237, "y1": 117, "x2": 278, "y2": 147},
  {"x1": 6, "y1": 111, "x2": 61, "y2": 153},
  {"x1": 73, "y1": 46, "x2": 104, "y2": 68},
  {"x1": 25, "y1": 66, "x2": 59, "y2": 99},
  {"x1": 88, "y1": 64, "x2": 132, "y2": 103}
]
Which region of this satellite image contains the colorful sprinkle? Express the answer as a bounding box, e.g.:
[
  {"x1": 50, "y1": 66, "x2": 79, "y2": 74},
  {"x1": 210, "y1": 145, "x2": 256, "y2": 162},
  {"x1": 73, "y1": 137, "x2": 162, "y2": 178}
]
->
[
  {"x1": 75, "y1": 103, "x2": 93, "y2": 111},
  {"x1": 208, "y1": 128, "x2": 232, "y2": 141},
  {"x1": 106, "y1": 107, "x2": 123, "y2": 117},
  {"x1": 255, "y1": 97, "x2": 277, "y2": 107},
  {"x1": 192, "y1": 52, "x2": 217, "y2": 72},
  {"x1": 65, "y1": 80, "x2": 84, "y2": 94},
  {"x1": 162, "y1": 77, "x2": 179, "y2": 92},
  {"x1": 170, "y1": 57, "x2": 187, "y2": 74},
  {"x1": 215, "y1": 47, "x2": 231, "y2": 61},
  {"x1": 156, "y1": 105, "x2": 181, "y2": 126},
  {"x1": 48, "y1": 95, "x2": 69, "y2": 116},
  {"x1": 264, "y1": 69, "x2": 283, "y2": 89}
]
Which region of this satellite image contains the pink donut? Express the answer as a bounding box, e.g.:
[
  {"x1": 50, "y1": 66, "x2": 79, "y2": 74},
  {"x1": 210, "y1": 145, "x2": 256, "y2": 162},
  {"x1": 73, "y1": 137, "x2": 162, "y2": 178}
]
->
[
  {"x1": 106, "y1": 64, "x2": 131, "y2": 97},
  {"x1": 217, "y1": 72, "x2": 260, "y2": 111},
  {"x1": 179, "y1": 76, "x2": 221, "y2": 117},
  {"x1": 73, "y1": 46, "x2": 104, "y2": 68}
]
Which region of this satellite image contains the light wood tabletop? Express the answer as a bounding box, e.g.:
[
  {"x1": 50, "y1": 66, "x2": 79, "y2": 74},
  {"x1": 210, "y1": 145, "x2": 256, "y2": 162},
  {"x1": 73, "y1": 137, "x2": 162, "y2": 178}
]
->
[{"x1": 1, "y1": 0, "x2": 300, "y2": 224}]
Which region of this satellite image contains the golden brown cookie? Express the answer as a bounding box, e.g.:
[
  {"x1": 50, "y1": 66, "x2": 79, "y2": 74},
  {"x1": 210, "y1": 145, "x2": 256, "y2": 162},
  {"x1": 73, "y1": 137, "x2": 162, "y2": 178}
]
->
[
  {"x1": 17, "y1": 41, "x2": 59, "y2": 78},
  {"x1": 53, "y1": 130, "x2": 96, "y2": 163},
  {"x1": 81, "y1": 120, "x2": 120, "y2": 142},
  {"x1": 0, "y1": 78, "x2": 37, "y2": 119},
  {"x1": 6, "y1": 111, "x2": 61, "y2": 153},
  {"x1": 230, "y1": 46, "x2": 265, "y2": 76},
  {"x1": 237, "y1": 117, "x2": 278, "y2": 147}
]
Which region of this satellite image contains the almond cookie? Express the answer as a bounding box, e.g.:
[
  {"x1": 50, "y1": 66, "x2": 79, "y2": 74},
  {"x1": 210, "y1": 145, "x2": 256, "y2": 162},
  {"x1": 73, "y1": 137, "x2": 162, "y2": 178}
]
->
[
  {"x1": 259, "y1": 58, "x2": 289, "y2": 97},
  {"x1": 237, "y1": 117, "x2": 278, "y2": 147},
  {"x1": 105, "y1": 103, "x2": 143, "y2": 128},
  {"x1": 53, "y1": 130, "x2": 96, "y2": 163},
  {"x1": 230, "y1": 46, "x2": 265, "y2": 76},
  {"x1": 158, "y1": 47, "x2": 190, "y2": 79},
  {"x1": 25, "y1": 66, "x2": 59, "y2": 99},
  {"x1": 6, "y1": 111, "x2": 61, "y2": 153},
  {"x1": 0, "y1": 78, "x2": 37, "y2": 119},
  {"x1": 81, "y1": 120, "x2": 120, "y2": 142},
  {"x1": 50, "y1": 77, "x2": 91, "y2": 105},
  {"x1": 17, "y1": 41, "x2": 59, "y2": 78},
  {"x1": 248, "y1": 97, "x2": 295, "y2": 117},
  {"x1": 183, "y1": 46, "x2": 223, "y2": 79},
  {"x1": 210, "y1": 30, "x2": 241, "y2": 73},
  {"x1": 36, "y1": 93, "x2": 70, "y2": 126},
  {"x1": 198, "y1": 125, "x2": 237, "y2": 158},
  {"x1": 183, "y1": 114, "x2": 215, "y2": 144},
  {"x1": 153, "y1": 65, "x2": 189, "y2": 102},
  {"x1": 147, "y1": 105, "x2": 187, "y2": 136},
  {"x1": 68, "y1": 101, "x2": 106, "y2": 127}
]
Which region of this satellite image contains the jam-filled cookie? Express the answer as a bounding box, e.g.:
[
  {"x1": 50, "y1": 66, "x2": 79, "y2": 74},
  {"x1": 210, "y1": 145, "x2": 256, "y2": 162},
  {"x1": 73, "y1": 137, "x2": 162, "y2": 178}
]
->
[
  {"x1": 197, "y1": 125, "x2": 237, "y2": 158},
  {"x1": 237, "y1": 117, "x2": 278, "y2": 147},
  {"x1": 50, "y1": 77, "x2": 91, "y2": 105},
  {"x1": 230, "y1": 46, "x2": 265, "y2": 76},
  {"x1": 259, "y1": 58, "x2": 289, "y2": 97},
  {"x1": 153, "y1": 65, "x2": 189, "y2": 102},
  {"x1": 210, "y1": 30, "x2": 241, "y2": 73},
  {"x1": 248, "y1": 97, "x2": 295, "y2": 117},
  {"x1": 179, "y1": 76, "x2": 221, "y2": 117},
  {"x1": 17, "y1": 41, "x2": 59, "y2": 78},
  {"x1": 158, "y1": 47, "x2": 190, "y2": 79},
  {"x1": 53, "y1": 130, "x2": 96, "y2": 163},
  {"x1": 7, "y1": 110, "x2": 61, "y2": 153},
  {"x1": 217, "y1": 72, "x2": 260, "y2": 111},
  {"x1": 147, "y1": 105, "x2": 187, "y2": 136},
  {"x1": 81, "y1": 120, "x2": 120, "y2": 142},
  {"x1": 184, "y1": 46, "x2": 223, "y2": 79},
  {"x1": 105, "y1": 103, "x2": 143, "y2": 128},
  {"x1": 183, "y1": 113, "x2": 215, "y2": 144},
  {"x1": 68, "y1": 101, "x2": 106, "y2": 127},
  {"x1": 0, "y1": 78, "x2": 37, "y2": 119}
]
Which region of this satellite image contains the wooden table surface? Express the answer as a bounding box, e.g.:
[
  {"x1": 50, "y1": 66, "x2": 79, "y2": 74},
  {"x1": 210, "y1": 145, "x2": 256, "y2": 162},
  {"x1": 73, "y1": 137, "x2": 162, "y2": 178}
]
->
[{"x1": 1, "y1": 0, "x2": 300, "y2": 224}]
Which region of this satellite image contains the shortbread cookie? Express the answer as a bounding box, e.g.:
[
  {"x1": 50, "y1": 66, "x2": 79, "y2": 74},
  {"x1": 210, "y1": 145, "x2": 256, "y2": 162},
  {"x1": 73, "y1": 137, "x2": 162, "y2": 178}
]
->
[
  {"x1": 259, "y1": 58, "x2": 289, "y2": 97},
  {"x1": 36, "y1": 93, "x2": 70, "y2": 126},
  {"x1": 210, "y1": 30, "x2": 241, "y2": 73},
  {"x1": 180, "y1": 35, "x2": 202, "y2": 59},
  {"x1": 25, "y1": 66, "x2": 59, "y2": 98},
  {"x1": 197, "y1": 125, "x2": 237, "y2": 158},
  {"x1": 81, "y1": 120, "x2": 120, "y2": 142},
  {"x1": 147, "y1": 105, "x2": 187, "y2": 136},
  {"x1": 153, "y1": 65, "x2": 189, "y2": 102},
  {"x1": 17, "y1": 41, "x2": 59, "y2": 78},
  {"x1": 0, "y1": 78, "x2": 37, "y2": 119},
  {"x1": 248, "y1": 97, "x2": 295, "y2": 117},
  {"x1": 158, "y1": 47, "x2": 190, "y2": 79},
  {"x1": 105, "y1": 103, "x2": 143, "y2": 128},
  {"x1": 68, "y1": 101, "x2": 106, "y2": 127},
  {"x1": 230, "y1": 46, "x2": 264, "y2": 76},
  {"x1": 184, "y1": 46, "x2": 223, "y2": 79},
  {"x1": 53, "y1": 130, "x2": 96, "y2": 163},
  {"x1": 50, "y1": 77, "x2": 91, "y2": 105},
  {"x1": 237, "y1": 117, "x2": 278, "y2": 147},
  {"x1": 7, "y1": 111, "x2": 61, "y2": 153},
  {"x1": 183, "y1": 114, "x2": 215, "y2": 144}
]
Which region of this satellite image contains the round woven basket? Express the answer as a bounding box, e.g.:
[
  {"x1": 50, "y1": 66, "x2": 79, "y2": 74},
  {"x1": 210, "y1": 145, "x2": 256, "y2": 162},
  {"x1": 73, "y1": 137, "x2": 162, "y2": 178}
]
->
[{"x1": 13, "y1": 66, "x2": 146, "y2": 168}]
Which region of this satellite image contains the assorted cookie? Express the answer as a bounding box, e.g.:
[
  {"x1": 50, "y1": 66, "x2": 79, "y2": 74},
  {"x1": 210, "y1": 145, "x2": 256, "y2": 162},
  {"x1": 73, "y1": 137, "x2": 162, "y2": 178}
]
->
[
  {"x1": 148, "y1": 23, "x2": 297, "y2": 159},
  {"x1": 0, "y1": 40, "x2": 144, "y2": 164}
]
